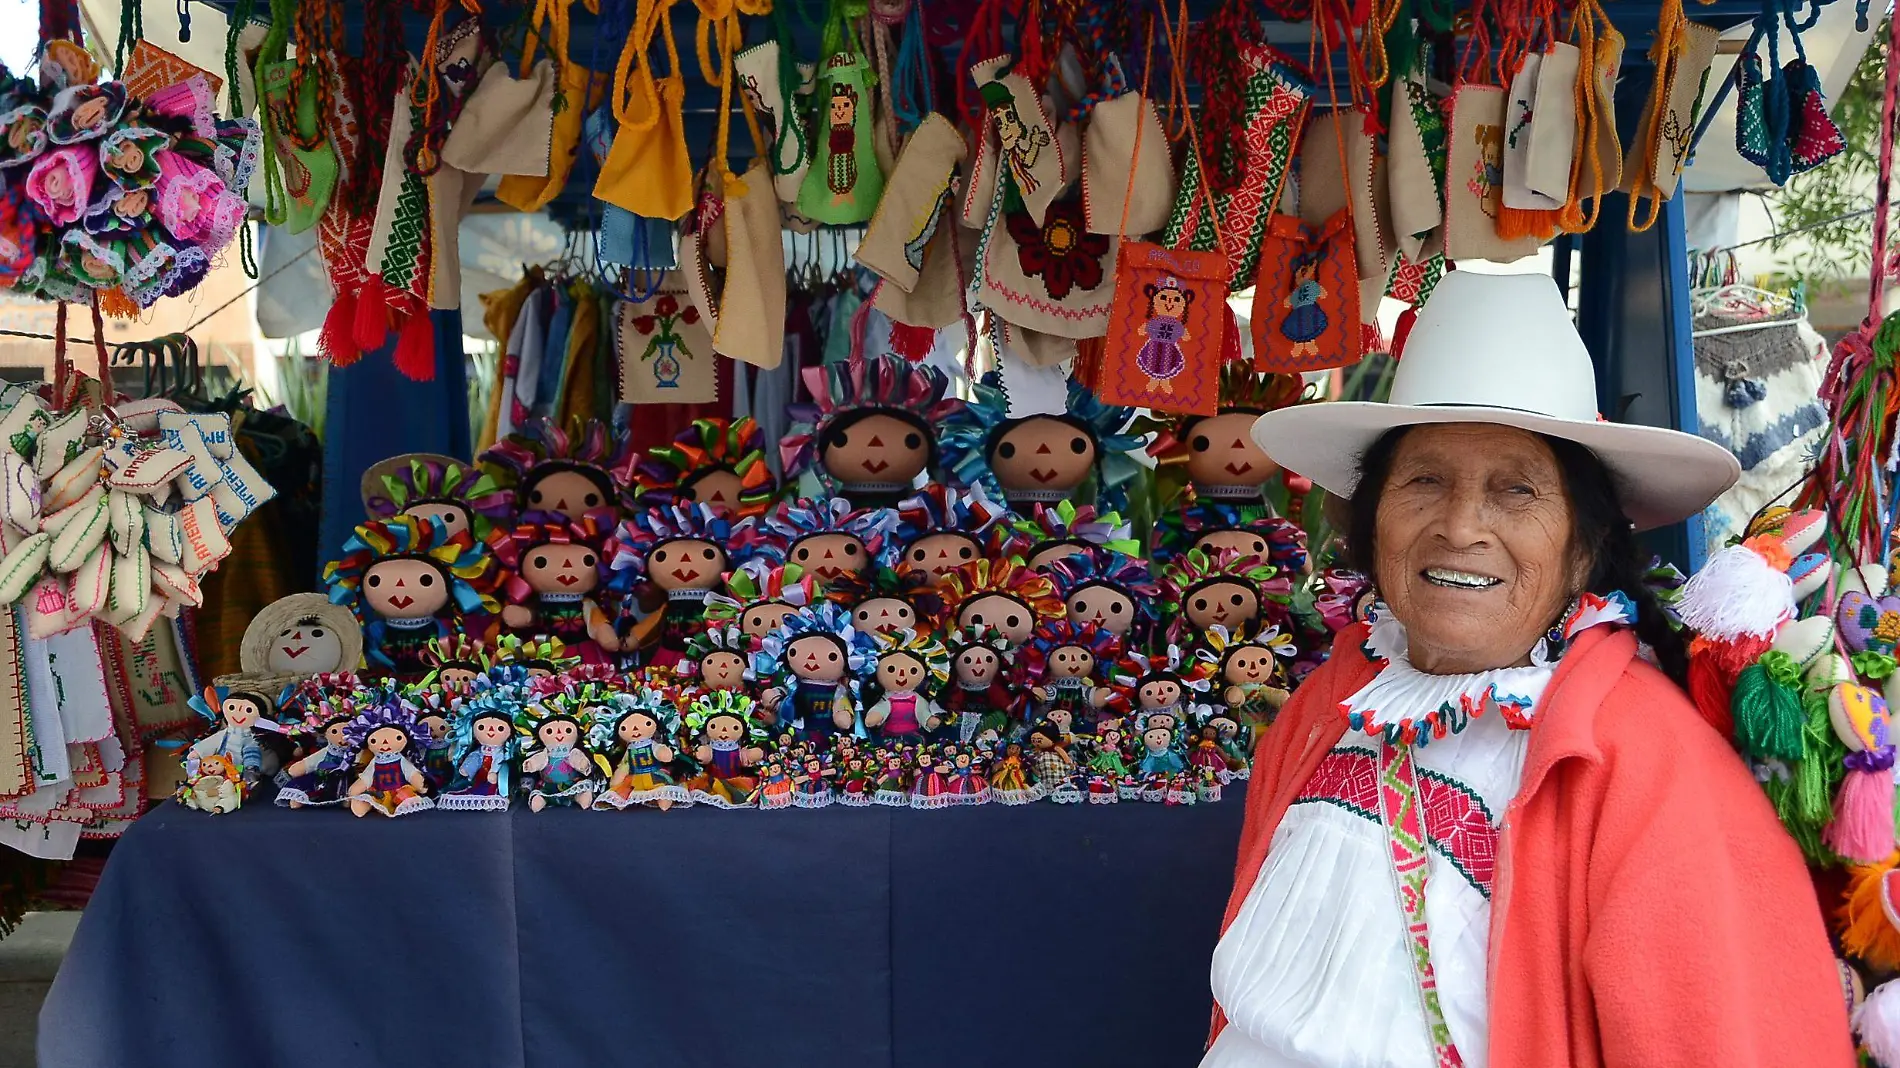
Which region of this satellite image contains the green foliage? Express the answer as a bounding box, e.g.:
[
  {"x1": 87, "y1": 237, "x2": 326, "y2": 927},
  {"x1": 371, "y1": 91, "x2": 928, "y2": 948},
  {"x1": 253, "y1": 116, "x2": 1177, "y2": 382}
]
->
[{"x1": 1768, "y1": 17, "x2": 1890, "y2": 290}]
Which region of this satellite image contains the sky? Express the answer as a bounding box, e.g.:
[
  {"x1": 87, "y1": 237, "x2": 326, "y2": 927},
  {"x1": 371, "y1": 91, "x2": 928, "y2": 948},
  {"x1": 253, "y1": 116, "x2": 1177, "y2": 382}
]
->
[{"x1": 0, "y1": 0, "x2": 37, "y2": 74}]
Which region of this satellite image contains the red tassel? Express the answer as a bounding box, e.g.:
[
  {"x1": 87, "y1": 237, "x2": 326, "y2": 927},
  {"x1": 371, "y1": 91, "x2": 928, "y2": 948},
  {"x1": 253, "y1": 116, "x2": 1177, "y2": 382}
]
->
[
  {"x1": 353, "y1": 274, "x2": 394, "y2": 353},
  {"x1": 887, "y1": 322, "x2": 936, "y2": 362},
  {"x1": 319, "y1": 290, "x2": 363, "y2": 367},
  {"x1": 391, "y1": 313, "x2": 436, "y2": 382},
  {"x1": 1686, "y1": 633, "x2": 1774, "y2": 737},
  {"x1": 1390, "y1": 307, "x2": 1418, "y2": 359}
]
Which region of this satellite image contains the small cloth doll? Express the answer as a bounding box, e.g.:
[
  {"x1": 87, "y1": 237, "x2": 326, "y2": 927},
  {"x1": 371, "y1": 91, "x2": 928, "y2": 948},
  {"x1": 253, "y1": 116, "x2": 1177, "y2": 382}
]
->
[
  {"x1": 491, "y1": 511, "x2": 622, "y2": 664},
  {"x1": 940, "y1": 558, "x2": 1065, "y2": 650},
  {"x1": 323, "y1": 515, "x2": 498, "y2": 680},
  {"x1": 342, "y1": 698, "x2": 436, "y2": 818},
  {"x1": 1047, "y1": 548, "x2": 1162, "y2": 643},
  {"x1": 910, "y1": 745, "x2": 954, "y2": 809},
  {"x1": 1187, "y1": 722, "x2": 1235, "y2": 784},
  {"x1": 590, "y1": 687, "x2": 688, "y2": 811},
  {"x1": 1019, "y1": 620, "x2": 1123, "y2": 733},
  {"x1": 1158, "y1": 546, "x2": 1292, "y2": 647},
  {"x1": 757, "y1": 757, "x2": 796, "y2": 809},
  {"x1": 274, "y1": 688, "x2": 361, "y2": 809},
  {"x1": 862, "y1": 628, "x2": 951, "y2": 743},
  {"x1": 610, "y1": 502, "x2": 745, "y2": 662},
  {"x1": 705, "y1": 560, "x2": 822, "y2": 640},
  {"x1": 1197, "y1": 623, "x2": 1297, "y2": 739},
  {"x1": 411, "y1": 697, "x2": 458, "y2": 791},
  {"x1": 790, "y1": 753, "x2": 838, "y2": 808},
  {"x1": 872, "y1": 748, "x2": 913, "y2": 806},
  {"x1": 781, "y1": 355, "x2": 966, "y2": 509},
  {"x1": 1111, "y1": 645, "x2": 1218, "y2": 737},
  {"x1": 989, "y1": 740, "x2": 1040, "y2": 804},
  {"x1": 240, "y1": 593, "x2": 365, "y2": 678},
  {"x1": 361, "y1": 453, "x2": 488, "y2": 542},
  {"x1": 943, "y1": 746, "x2": 992, "y2": 805},
  {"x1": 738, "y1": 496, "x2": 897, "y2": 593},
  {"x1": 996, "y1": 500, "x2": 1142, "y2": 571},
  {"x1": 938, "y1": 625, "x2": 1018, "y2": 745},
  {"x1": 1137, "y1": 364, "x2": 1305, "y2": 515},
  {"x1": 1024, "y1": 722, "x2": 1080, "y2": 803},
  {"x1": 754, "y1": 601, "x2": 877, "y2": 748},
  {"x1": 492, "y1": 634, "x2": 581, "y2": 680},
  {"x1": 835, "y1": 747, "x2": 876, "y2": 805},
  {"x1": 179, "y1": 680, "x2": 285, "y2": 812},
  {"x1": 437, "y1": 689, "x2": 522, "y2": 812},
  {"x1": 1085, "y1": 724, "x2": 1134, "y2": 803},
  {"x1": 680, "y1": 623, "x2": 756, "y2": 700},
  {"x1": 1136, "y1": 722, "x2": 1188, "y2": 799},
  {"x1": 893, "y1": 483, "x2": 1010, "y2": 583},
  {"x1": 940, "y1": 375, "x2": 1149, "y2": 512},
  {"x1": 422, "y1": 633, "x2": 492, "y2": 692},
  {"x1": 684, "y1": 690, "x2": 768, "y2": 808},
  {"x1": 515, "y1": 693, "x2": 608, "y2": 812},
  {"x1": 468, "y1": 416, "x2": 634, "y2": 527},
  {"x1": 1151, "y1": 500, "x2": 1308, "y2": 580},
  {"x1": 828, "y1": 565, "x2": 948, "y2": 639},
  {"x1": 629, "y1": 416, "x2": 778, "y2": 520}
]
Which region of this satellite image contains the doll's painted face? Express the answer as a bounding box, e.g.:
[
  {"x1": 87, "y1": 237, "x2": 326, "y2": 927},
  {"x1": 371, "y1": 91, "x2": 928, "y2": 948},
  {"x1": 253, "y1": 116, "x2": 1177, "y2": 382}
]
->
[
  {"x1": 698, "y1": 650, "x2": 747, "y2": 689},
  {"x1": 1224, "y1": 645, "x2": 1278, "y2": 686},
  {"x1": 1142, "y1": 726, "x2": 1173, "y2": 754},
  {"x1": 1184, "y1": 411, "x2": 1278, "y2": 487},
  {"x1": 524, "y1": 468, "x2": 608, "y2": 520},
  {"x1": 1029, "y1": 731, "x2": 1054, "y2": 751},
  {"x1": 1145, "y1": 709, "x2": 1180, "y2": 733},
  {"x1": 1045, "y1": 706, "x2": 1073, "y2": 734},
  {"x1": 1209, "y1": 715, "x2": 1239, "y2": 740},
  {"x1": 1194, "y1": 529, "x2": 1271, "y2": 561},
  {"x1": 906, "y1": 533, "x2": 981, "y2": 580},
  {"x1": 990, "y1": 417, "x2": 1096, "y2": 494},
  {"x1": 1027, "y1": 540, "x2": 1091, "y2": 571},
  {"x1": 957, "y1": 594, "x2": 1035, "y2": 647},
  {"x1": 323, "y1": 720, "x2": 351, "y2": 748},
  {"x1": 954, "y1": 646, "x2": 1000, "y2": 686},
  {"x1": 270, "y1": 618, "x2": 344, "y2": 673},
  {"x1": 1066, "y1": 584, "x2": 1134, "y2": 635},
  {"x1": 790, "y1": 534, "x2": 867, "y2": 584},
  {"x1": 787, "y1": 635, "x2": 848, "y2": 682},
  {"x1": 523, "y1": 542, "x2": 600, "y2": 595},
  {"x1": 438, "y1": 665, "x2": 481, "y2": 688},
  {"x1": 742, "y1": 602, "x2": 797, "y2": 638},
  {"x1": 1139, "y1": 679, "x2": 1182, "y2": 710},
  {"x1": 404, "y1": 501, "x2": 472, "y2": 541},
  {"x1": 618, "y1": 711, "x2": 659, "y2": 743},
  {"x1": 538, "y1": 719, "x2": 579, "y2": 748},
  {"x1": 363, "y1": 559, "x2": 451, "y2": 619},
  {"x1": 1185, "y1": 581, "x2": 1259, "y2": 633},
  {"x1": 681, "y1": 467, "x2": 747, "y2": 514},
  {"x1": 823, "y1": 412, "x2": 930, "y2": 486},
  {"x1": 1100, "y1": 727, "x2": 1122, "y2": 747},
  {"x1": 876, "y1": 651, "x2": 926, "y2": 692},
  {"x1": 1048, "y1": 644, "x2": 1095, "y2": 679},
  {"x1": 367, "y1": 725, "x2": 409, "y2": 755},
  {"x1": 417, "y1": 713, "x2": 450, "y2": 743},
  {"x1": 852, "y1": 597, "x2": 915, "y2": 637},
  {"x1": 649, "y1": 539, "x2": 726, "y2": 592},
  {"x1": 221, "y1": 696, "x2": 264, "y2": 728},
  {"x1": 705, "y1": 714, "x2": 747, "y2": 744},
  {"x1": 473, "y1": 717, "x2": 512, "y2": 746}
]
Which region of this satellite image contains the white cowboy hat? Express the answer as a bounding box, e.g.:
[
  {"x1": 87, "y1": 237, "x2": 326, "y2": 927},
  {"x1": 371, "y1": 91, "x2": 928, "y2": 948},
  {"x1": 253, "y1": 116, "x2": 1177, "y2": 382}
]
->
[{"x1": 1250, "y1": 270, "x2": 1742, "y2": 531}]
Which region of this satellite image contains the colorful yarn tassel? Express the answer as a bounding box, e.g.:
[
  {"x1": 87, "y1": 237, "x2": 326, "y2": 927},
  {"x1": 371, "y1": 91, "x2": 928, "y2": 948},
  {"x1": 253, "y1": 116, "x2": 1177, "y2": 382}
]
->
[
  {"x1": 392, "y1": 312, "x2": 436, "y2": 382},
  {"x1": 1829, "y1": 748, "x2": 1898, "y2": 863},
  {"x1": 1731, "y1": 651, "x2": 1806, "y2": 760},
  {"x1": 1840, "y1": 855, "x2": 1900, "y2": 970},
  {"x1": 353, "y1": 274, "x2": 394, "y2": 353},
  {"x1": 320, "y1": 288, "x2": 363, "y2": 367},
  {"x1": 1687, "y1": 633, "x2": 1773, "y2": 737}
]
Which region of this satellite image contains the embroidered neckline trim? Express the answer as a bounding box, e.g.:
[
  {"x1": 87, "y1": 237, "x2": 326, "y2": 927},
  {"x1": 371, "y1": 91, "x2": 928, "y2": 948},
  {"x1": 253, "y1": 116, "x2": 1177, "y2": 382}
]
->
[{"x1": 384, "y1": 616, "x2": 435, "y2": 630}]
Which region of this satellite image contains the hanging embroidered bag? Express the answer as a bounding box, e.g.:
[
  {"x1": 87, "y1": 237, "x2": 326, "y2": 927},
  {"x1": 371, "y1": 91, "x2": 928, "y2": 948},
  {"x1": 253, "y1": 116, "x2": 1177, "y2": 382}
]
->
[
  {"x1": 1620, "y1": 0, "x2": 1720, "y2": 229},
  {"x1": 1251, "y1": 210, "x2": 1360, "y2": 373},
  {"x1": 441, "y1": 59, "x2": 556, "y2": 177},
  {"x1": 795, "y1": 15, "x2": 886, "y2": 226},
  {"x1": 1082, "y1": 89, "x2": 1175, "y2": 237},
  {"x1": 856, "y1": 113, "x2": 966, "y2": 292},
  {"x1": 594, "y1": 0, "x2": 694, "y2": 220},
  {"x1": 1443, "y1": 83, "x2": 1545, "y2": 263},
  {"x1": 617, "y1": 274, "x2": 720, "y2": 404},
  {"x1": 498, "y1": 0, "x2": 601, "y2": 212},
  {"x1": 253, "y1": 0, "x2": 338, "y2": 237}
]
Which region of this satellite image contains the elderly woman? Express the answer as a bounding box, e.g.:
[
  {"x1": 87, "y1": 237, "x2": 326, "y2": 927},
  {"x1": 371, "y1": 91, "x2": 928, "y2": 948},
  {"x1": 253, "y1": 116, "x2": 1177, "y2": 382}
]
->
[{"x1": 1204, "y1": 271, "x2": 1852, "y2": 1068}]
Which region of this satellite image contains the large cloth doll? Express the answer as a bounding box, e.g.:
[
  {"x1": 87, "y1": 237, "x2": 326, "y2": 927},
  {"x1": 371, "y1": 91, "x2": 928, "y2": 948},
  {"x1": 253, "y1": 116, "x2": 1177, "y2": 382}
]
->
[
  {"x1": 361, "y1": 452, "x2": 489, "y2": 543},
  {"x1": 892, "y1": 483, "x2": 1010, "y2": 583},
  {"x1": 939, "y1": 375, "x2": 1149, "y2": 514},
  {"x1": 939, "y1": 558, "x2": 1065, "y2": 651},
  {"x1": 753, "y1": 601, "x2": 877, "y2": 748},
  {"x1": 468, "y1": 416, "x2": 634, "y2": 526},
  {"x1": 628, "y1": 416, "x2": 779, "y2": 520},
  {"x1": 704, "y1": 560, "x2": 823, "y2": 640},
  {"x1": 861, "y1": 628, "x2": 952, "y2": 744},
  {"x1": 588, "y1": 686, "x2": 690, "y2": 811},
  {"x1": 996, "y1": 501, "x2": 1142, "y2": 571},
  {"x1": 323, "y1": 515, "x2": 498, "y2": 680},
  {"x1": 737, "y1": 497, "x2": 897, "y2": 594},
  {"x1": 341, "y1": 697, "x2": 435, "y2": 818},
  {"x1": 514, "y1": 692, "x2": 608, "y2": 812},
  {"x1": 1157, "y1": 546, "x2": 1292, "y2": 648},
  {"x1": 1046, "y1": 548, "x2": 1162, "y2": 645},
  {"x1": 489, "y1": 511, "x2": 622, "y2": 664},
  {"x1": 436, "y1": 688, "x2": 522, "y2": 812},
  {"x1": 827, "y1": 565, "x2": 949, "y2": 640},
  {"x1": 610, "y1": 502, "x2": 747, "y2": 664},
  {"x1": 1018, "y1": 620, "x2": 1124, "y2": 734},
  {"x1": 780, "y1": 354, "x2": 966, "y2": 509},
  {"x1": 683, "y1": 690, "x2": 767, "y2": 808},
  {"x1": 1137, "y1": 364, "x2": 1305, "y2": 517}
]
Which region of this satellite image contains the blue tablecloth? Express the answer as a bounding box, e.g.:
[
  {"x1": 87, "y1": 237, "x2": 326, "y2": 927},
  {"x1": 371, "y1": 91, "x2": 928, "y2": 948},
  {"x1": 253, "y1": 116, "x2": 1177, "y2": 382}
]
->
[{"x1": 39, "y1": 788, "x2": 1246, "y2": 1068}]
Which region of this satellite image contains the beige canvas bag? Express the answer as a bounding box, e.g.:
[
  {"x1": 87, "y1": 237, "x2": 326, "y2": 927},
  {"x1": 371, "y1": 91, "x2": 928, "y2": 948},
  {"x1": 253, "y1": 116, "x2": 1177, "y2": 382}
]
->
[
  {"x1": 1082, "y1": 92, "x2": 1175, "y2": 236},
  {"x1": 441, "y1": 59, "x2": 556, "y2": 177},
  {"x1": 855, "y1": 114, "x2": 966, "y2": 291},
  {"x1": 1301, "y1": 111, "x2": 1393, "y2": 324},
  {"x1": 871, "y1": 224, "x2": 967, "y2": 329},
  {"x1": 1444, "y1": 84, "x2": 1545, "y2": 263},
  {"x1": 711, "y1": 161, "x2": 788, "y2": 369}
]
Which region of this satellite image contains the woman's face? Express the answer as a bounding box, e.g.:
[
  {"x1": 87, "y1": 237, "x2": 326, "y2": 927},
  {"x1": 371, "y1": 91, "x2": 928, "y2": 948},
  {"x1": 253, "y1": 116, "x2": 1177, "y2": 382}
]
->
[{"x1": 1373, "y1": 425, "x2": 1581, "y2": 675}]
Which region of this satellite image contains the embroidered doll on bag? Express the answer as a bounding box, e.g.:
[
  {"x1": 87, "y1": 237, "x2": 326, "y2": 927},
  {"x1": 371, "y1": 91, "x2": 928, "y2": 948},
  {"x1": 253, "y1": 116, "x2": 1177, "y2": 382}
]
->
[
  {"x1": 591, "y1": 687, "x2": 687, "y2": 811},
  {"x1": 825, "y1": 83, "x2": 859, "y2": 200},
  {"x1": 1135, "y1": 277, "x2": 1195, "y2": 395},
  {"x1": 323, "y1": 515, "x2": 498, "y2": 680},
  {"x1": 684, "y1": 690, "x2": 767, "y2": 808},
  {"x1": 862, "y1": 628, "x2": 951, "y2": 743},
  {"x1": 491, "y1": 512, "x2": 623, "y2": 664},
  {"x1": 343, "y1": 698, "x2": 436, "y2": 818},
  {"x1": 1278, "y1": 255, "x2": 1330, "y2": 361},
  {"x1": 980, "y1": 80, "x2": 1051, "y2": 202},
  {"x1": 437, "y1": 692, "x2": 520, "y2": 812},
  {"x1": 753, "y1": 601, "x2": 876, "y2": 748},
  {"x1": 517, "y1": 694, "x2": 607, "y2": 812}
]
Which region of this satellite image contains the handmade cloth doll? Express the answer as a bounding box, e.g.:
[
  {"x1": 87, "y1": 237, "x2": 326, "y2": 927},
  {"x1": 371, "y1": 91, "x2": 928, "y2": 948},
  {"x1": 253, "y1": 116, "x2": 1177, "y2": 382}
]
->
[
  {"x1": 491, "y1": 634, "x2": 581, "y2": 679},
  {"x1": 705, "y1": 560, "x2": 822, "y2": 639},
  {"x1": 1157, "y1": 546, "x2": 1291, "y2": 646},
  {"x1": 988, "y1": 740, "x2": 1039, "y2": 804},
  {"x1": 1046, "y1": 548, "x2": 1161, "y2": 642},
  {"x1": 240, "y1": 593, "x2": 365, "y2": 678},
  {"x1": 274, "y1": 689, "x2": 361, "y2": 808},
  {"x1": 909, "y1": 745, "x2": 954, "y2": 808},
  {"x1": 872, "y1": 748, "x2": 914, "y2": 805},
  {"x1": 1085, "y1": 724, "x2": 1134, "y2": 803},
  {"x1": 515, "y1": 693, "x2": 607, "y2": 812},
  {"x1": 1196, "y1": 623, "x2": 1297, "y2": 738},
  {"x1": 1137, "y1": 364, "x2": 1305, "y2": 516},
  {"x1": 468, "y1": 416, "x2": 635, "y2": 526},
  {"x1": 738, "y1": 496, "x2": 897, "y2": 592},
  {"x1": 436, "y1": 689, "x2": 521, "y2": 811},
  {"x1": 1110, "y1": 645, "x2": 1218, "y2": 736},
  {"x1": 996, "y1": 501, "x2": 1142, "y2": 571},
  {"x1": 943, "y1": 746, "x2": 992, "y2": 804},
  {"x1": 421, "y1": 633, "x2": 492, "y2": 691},
  {"x1": 323, "y1": 515, "x2": 497, "y2": 679},
  {"x1": 940, "y1": 559, "x2": 1065, "y2": 650},
  {"x1": 757, "y1": 757, "x2": 796, "y2": 809},
  {"x1": 1024, "y1": 722, "x2": 1079, "y2": 803},
  {"x1": 684, "y1": 689, "x2": 767, "y2": 808},
  {"x1": 589, "y1": 687, "x2": 688, "y2": 811},
  {"x1": 827, "y1": 565, "x2": 948, "y2": 639},
  {"x1": 892, "y1": 483, "x2": 1010, "y2": 583},
  {"x1": 1019, "y1": 620, "x2": 1124, "y2": 733},
  {"x1": 490, "y1": 511, "x2": 622, "y2": 663},
  {"x1": 1150, "y1": 500, "x2": 1308, "y2": 579},
  {"x1": 342, "y1": 698, "x2": 435, "y2": 818},
  {"x1": 781, "y1": 355, "x2": 965, "y2": 508},
  {"x1": 361, "y1": 452, "x2": 488, "y2": 541},
  {"x1": 628, "y1": 416, "x2": 778, "y2": 519},
  {"x1": 940, "y1": 375, "x2": 1149, "y2": 511},
  {"x1": 610, "y1": 502, "x2": 745, "y2": 662},
  {"x1": 1137, "y1": 722, "x2": 1187, "y2": 780},
  {"x1": 753, "y1": 601, "x2": 877, "y2": 747},
  {"x1": 862, "y1": 629, "x2": 951, "y2": 743},
  {"x1": 179, "y1": 681, "x2": 284, "y2": 812},
  {"x1": 938, "y1": 625, "x2": 1018, "y2": 744},
  {"x1": 835, "y1": 747, "x2": 876, "y2": 805},
  {"x1": 412, "y1": 700, "x2": 457, "y2": 791},
  {"x1": 791, "y1": 753, "x2": 838, "y2": 808},
  {"x1": 679, "y1": 623, "x2": 756, "y2": 699}
]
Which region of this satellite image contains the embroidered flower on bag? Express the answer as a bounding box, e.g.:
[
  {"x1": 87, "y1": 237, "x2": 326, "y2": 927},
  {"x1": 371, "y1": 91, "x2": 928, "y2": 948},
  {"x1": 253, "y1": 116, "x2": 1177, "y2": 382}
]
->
[{"x1": 1006, "y1": 200, "x2": 1110, "y2": 300}]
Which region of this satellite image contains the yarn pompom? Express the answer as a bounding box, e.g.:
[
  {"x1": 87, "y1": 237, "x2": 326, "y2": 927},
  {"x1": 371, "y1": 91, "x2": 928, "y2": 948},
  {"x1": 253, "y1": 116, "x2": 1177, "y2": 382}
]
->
[
  {"x1": 1856, "y1": 977, "x2": 1900, "y2": 1066},
  {"x1": 1687, "y1": 633, "x2": 1773, "y2": 737},
  {"x1": 1841, "y1": 856, "x2": 1900, "y2": 971},
  {"x1": 1675, "y1": 542, "x2": 1796, "y2": 640},
  {"x1": 1731, "y1": 651, "x2": 1807, "y2": 760}
]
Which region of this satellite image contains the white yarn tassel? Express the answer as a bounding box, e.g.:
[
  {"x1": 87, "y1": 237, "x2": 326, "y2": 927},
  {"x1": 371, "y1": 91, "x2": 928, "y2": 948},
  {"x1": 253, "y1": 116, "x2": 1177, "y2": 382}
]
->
[
  {"x1": 1675, "y1": 543, "x2": 1795, "y2": 641},
  {"x1": 1858, "y1": 978, "x2": 1900, "y2": 1066}
]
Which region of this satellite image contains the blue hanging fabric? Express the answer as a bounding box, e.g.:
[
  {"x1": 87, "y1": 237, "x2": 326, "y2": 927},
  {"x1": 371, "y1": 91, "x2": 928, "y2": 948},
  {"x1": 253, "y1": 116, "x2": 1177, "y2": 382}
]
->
[{"x1": 887, "y1": 0, "x2": 935, "y2": 134}]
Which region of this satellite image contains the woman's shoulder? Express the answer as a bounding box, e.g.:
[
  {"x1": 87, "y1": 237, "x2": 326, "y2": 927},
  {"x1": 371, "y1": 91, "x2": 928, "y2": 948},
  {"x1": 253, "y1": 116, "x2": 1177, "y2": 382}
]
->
[{"x1": 1583, "y1": 647, "x2": 1770, "y2": 798}]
